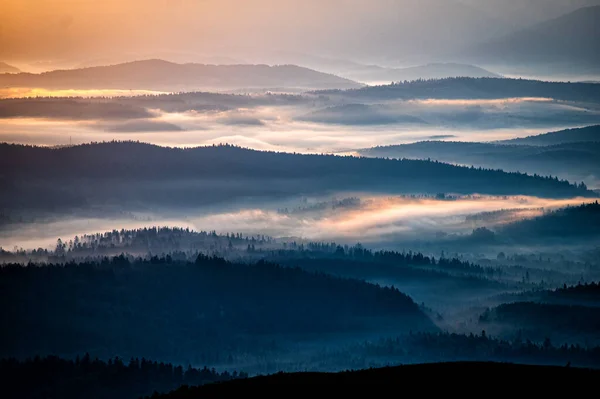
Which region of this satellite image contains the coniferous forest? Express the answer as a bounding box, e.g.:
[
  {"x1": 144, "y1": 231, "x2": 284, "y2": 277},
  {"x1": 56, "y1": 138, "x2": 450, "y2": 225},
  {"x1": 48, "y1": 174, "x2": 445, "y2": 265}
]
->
[{"x1": 3, "y1": 1, "x2": 600, "y2": 394}]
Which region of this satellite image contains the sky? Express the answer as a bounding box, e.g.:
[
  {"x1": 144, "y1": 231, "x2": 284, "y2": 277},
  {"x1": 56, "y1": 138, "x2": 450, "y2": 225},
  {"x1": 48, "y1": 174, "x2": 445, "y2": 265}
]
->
[{"x1": 2, "y1": 0, "x2": 599, "y2": 67}]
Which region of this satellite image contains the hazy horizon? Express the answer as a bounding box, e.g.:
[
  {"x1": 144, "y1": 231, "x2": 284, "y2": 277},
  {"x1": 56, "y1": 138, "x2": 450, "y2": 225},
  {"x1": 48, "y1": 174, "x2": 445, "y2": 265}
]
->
[{"x1": 3, "y1": 0, "x2": 600, "y2": 77}]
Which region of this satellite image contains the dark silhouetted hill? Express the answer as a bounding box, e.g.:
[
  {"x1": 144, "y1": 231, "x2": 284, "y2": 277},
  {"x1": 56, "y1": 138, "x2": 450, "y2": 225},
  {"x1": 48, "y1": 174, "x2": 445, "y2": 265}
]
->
[
  {"x1": 152, "y1": 362, "x2": 599, "y2": 393},
  {"x1": 0, "y1": 255, "x2": 434, "y2": 361},
  {"x1": 503, "y1": 282, "x2": 600, "y2": 308},
  {"x1": 480, "y1": 300, "x2": 600, "y2": 346},
  {"x1": 0, "y1": 355, "x2": 246, "y2": 399},
  {"x1": 0, "y1": 142, "x2": 593, "y2": 215}
]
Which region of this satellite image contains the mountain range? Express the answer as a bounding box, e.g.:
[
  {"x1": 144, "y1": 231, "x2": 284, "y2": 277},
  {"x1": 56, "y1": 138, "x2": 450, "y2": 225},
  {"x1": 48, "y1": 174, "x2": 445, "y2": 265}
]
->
[
  {"x1": 0, "y1": 142, "x2": 592, "y2": 217},
  {"x1": 463, "y1": 6, "x2": 600, "y2": 72},
  {"x1": 0, "y1": 59, "x2": 361, "y2": 91},
  {"x1": 338, "y1": 63, "x2": 501, "y2": 83},
  {"x1": 358, "y1": 126, "x2": 600, "y2": 188},
  {"x1": 498, "y1": 125, "x2": 600, "y2": 146}
]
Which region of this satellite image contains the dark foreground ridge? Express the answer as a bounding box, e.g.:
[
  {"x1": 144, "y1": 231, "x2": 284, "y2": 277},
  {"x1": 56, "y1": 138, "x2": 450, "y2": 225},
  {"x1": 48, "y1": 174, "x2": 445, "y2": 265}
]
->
[{"x1": 156, "y1": 362, "x2": 599, "y2": 394}]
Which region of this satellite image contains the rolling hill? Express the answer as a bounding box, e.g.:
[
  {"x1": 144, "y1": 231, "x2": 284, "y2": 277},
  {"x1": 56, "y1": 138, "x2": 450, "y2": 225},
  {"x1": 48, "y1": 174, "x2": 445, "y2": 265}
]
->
[
  {"x1": 0, "y1": 59, "x2": 361, "y2": 91},
  {"x1": 315, "y1": 78, "x2": 600, "y2": 103},
  {"x1": 0, "y1": 255, "x2": 435, "y2": 361},
  {"x1": 479, "y1": 301, "x2": 600, "y2": 345},
  {"x1": 498, "y1": 125, "x2": 600, "y2": 145},
  {"x1": 358, "y1": 139, "x2": 600, "y2": 187},
  {"x1": 0, "y1": 142, "x2": 593, "y2": 216}
]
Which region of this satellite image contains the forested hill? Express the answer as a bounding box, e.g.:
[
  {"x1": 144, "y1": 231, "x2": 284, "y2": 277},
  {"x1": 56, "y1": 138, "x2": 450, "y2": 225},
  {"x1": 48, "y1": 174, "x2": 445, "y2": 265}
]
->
[
  {"x1": 498, "y1": 125, "x2": 600, "y2": 146},
  {"x1": 498, "y1": 201, "x2": 600, "y2": 240},
  {"x1": 0, "y1": 143, "x2": 593, "y2": 212},
  {"x1": 313, "y1": 77, "x2": 600, "y2": 103},
  {"x1": 153, "y1": 362, "x2": 600, "y2": 393},
  {"x1": 0, "y1": 255, "x2": 435, "y2": 361}
]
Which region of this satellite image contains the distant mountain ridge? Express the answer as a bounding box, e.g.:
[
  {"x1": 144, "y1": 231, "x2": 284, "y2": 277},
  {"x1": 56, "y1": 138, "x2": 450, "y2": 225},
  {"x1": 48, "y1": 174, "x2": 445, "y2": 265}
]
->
[
  {"x1": 0, "y1": 59, "x2": 362, "y2": 91},
  {"x1": 343, "y1": 63, "x2": 501, "y2": 83},
  {"x1": 0, "y1": 62, "x2": 20, "y2": 74},
  {"x1": 464, "y1": 6, "x2": 600, "y2": 69},
  {"x1": 315, "y1": 78, "x2": 600, "y2": 103},
  {"x1": 358, "y1": 126, "x2": 600, "y2": 188},
  {"x1": 498, "y1": 125, "x2": 600, "y2": 145}
]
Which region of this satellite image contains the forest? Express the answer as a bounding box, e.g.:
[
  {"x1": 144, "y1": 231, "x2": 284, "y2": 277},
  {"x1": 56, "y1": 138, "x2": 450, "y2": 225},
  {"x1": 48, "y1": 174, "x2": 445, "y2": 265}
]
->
[
  {"x1": 359, "y1": 126, "x2": 600, "y2": 189},
  {"x1": 3, "y1": 0, "x2": 600, "y2": 394},
  {"x1": 315, "y1": 77, "x2": 600, "y2": 103},
  {"x1": 0, "y1": 142, "x2": 593, "y2": 220},
  {"x1": 0, "y1": 355, "x2": 247, "y2": 399},
  {"x1": 0, "y1": 254, "x2": 435, "y2": 364}
]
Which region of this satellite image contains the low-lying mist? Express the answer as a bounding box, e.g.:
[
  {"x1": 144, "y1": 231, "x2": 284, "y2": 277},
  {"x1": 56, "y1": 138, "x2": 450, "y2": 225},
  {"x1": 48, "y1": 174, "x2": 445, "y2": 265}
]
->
[
  {"x1": 1, "y1": 194, "x2": 593, "y2": 251},
  {"x1": 1, "y1": 94, "x2": 598, "y2": 152}
]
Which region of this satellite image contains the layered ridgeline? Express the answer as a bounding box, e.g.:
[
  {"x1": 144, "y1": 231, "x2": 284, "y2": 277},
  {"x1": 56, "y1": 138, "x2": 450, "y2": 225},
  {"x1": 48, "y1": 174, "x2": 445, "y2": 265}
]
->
[
  {"x1": 499, "y1": 125, "x2": 600, "y2": 146},
  {"x1": 2, "y1": 225, "x2": 593, "y2": 311},
  {"x1": 338, "y1": 62, "x2": 501, "y2": 83},
  {"x1": 0, "y1": 92, "x2": 310, "y2": 120},
  {"x1": 358, "y1": 126, "x2": 600, "y2": 188},
  {"x1": 0, "y1": 255, "x2": 435, "y2": 362},
  {"x1": 0, "y1": 60, "x2": 361, "y2": 91},
  {"x1": 315, "y1": 77, "x2": 600, "y2": 103},
  {"x1": 0, "y1": 227, "x2": 508, "y2": 310},
  {"x1": 0, "y1": 142, "x2": 593, "y2": 215}
]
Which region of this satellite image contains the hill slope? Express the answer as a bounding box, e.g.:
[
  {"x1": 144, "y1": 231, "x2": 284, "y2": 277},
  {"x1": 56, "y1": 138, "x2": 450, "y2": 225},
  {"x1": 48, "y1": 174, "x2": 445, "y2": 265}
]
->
[
  {"x1": 498, "y1": 125, "x2": 600, "y2": 145},
  {"x1": 345, "y1": 63, "x2": 501, "y2": 83},
  {"x1": 0, "y1": 255, "x2": 434, "y2": 361},
  {"x1": 155, "y1": 362, "x2": 599, "y2": 393},
  {"x1": 0, "y1": 59, "x2": 361, "y2": 91},
  {"x1": 464, "y1": 6, "x2": 600, "y2": 69},
  {"x1": 358, "y1": 139, "x2": 600, "y2": 187},
  {"x1": 0, "y1": 142, "x2": 593, "y2": 215},
  {"x1": 498, "y1": 201, "x2": 600, "y2": 240},
  {"x1": 0, "y1": 62, "x2": 20, "y2": 74},
  {"x1": 315, "y1": 78, "x2": 600, "y2": 103}
]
